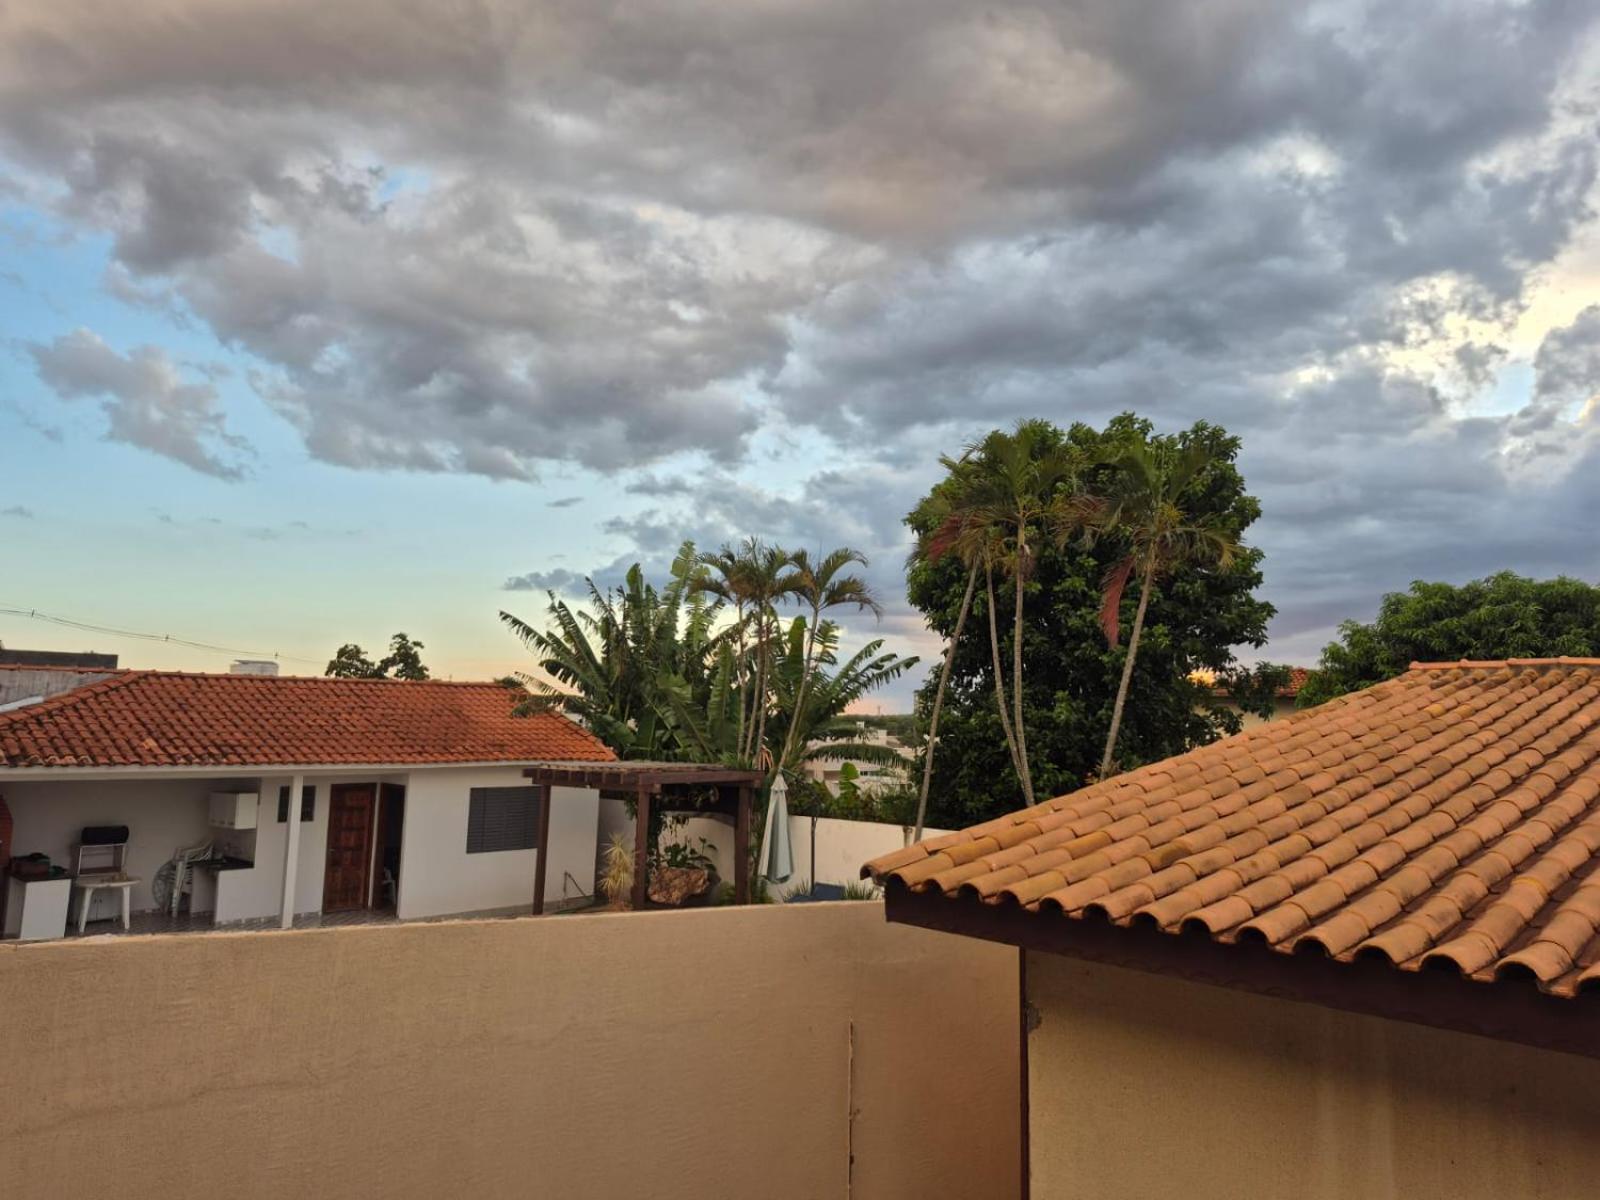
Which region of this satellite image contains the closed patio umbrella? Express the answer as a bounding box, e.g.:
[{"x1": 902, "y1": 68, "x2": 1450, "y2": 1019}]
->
[{"x1": 758, "y1": 771, "x2": 793, "y2": 885}]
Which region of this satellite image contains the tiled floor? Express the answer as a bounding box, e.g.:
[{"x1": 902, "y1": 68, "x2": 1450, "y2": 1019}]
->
[{"x1": 55, "y1": 899, "x2": 591, "y2": 940}]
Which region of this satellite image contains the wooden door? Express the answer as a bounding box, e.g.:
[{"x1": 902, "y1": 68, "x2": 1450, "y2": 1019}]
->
[{"x1": 323, "y1": 783, "x2": 375, "y2": 912}]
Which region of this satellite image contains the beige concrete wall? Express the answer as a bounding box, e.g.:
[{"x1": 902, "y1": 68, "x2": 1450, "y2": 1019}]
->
[
  {"x1": 1026, "y1": 951, "x2": 1600, "y2": 1200},
  {"x1": 0, "y1": 904, "x2": 1018, "y2": 1200}
]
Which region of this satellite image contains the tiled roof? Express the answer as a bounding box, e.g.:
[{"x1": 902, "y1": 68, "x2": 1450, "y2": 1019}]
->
[
  {"x1": 866, "y1": 660, "x2": 1600, "y2": 998},
  {"x1": 0, "y1": 670, "x2": 615, "y2": 768},
  {"x1": 1208, "y1": 665, "x2": 1310, "y2": 700}
]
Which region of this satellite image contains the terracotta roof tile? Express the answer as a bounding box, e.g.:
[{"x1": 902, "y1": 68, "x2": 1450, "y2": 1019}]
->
[
  {"x1": 0, "y1": 670, "x2": 615, "y2": 768},
  {"x1": 865, "y1": 660, "x2": 1600, "y2": 999}
]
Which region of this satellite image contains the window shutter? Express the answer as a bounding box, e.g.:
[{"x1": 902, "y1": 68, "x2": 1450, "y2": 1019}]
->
[{"x1": 466, "y1": 787, "x2": 542, "y2": 854}]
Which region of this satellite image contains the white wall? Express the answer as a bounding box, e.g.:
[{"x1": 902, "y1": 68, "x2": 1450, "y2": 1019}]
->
[
  {"x1": 216, "y1": 773, "x2": 354, "y2": 922},
  {"x1": 397, "y1": 768, "x2": 599, "y2": 920},
  {"x1": 0, "y1": 779, "x2": 223, "y2": 917},
  {"x1": 4, "y1": 769, "x2": 603, "y2": 926},
  {"x1": 231, "y1": 773, "x2": 418, "y2": 921},
  {"x1": 665, "y1": 814, "x2": 954, "y2": 894},
  {"x1": 790, "y1": 816, "x2": 953, "y2": 889}
]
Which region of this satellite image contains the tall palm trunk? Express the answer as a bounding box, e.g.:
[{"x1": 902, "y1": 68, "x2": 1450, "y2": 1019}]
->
[
  {"x1": 733, "y1": 603, "x2": 750, "y2": 757},
  {"x1": 1011, "y1": 527, "x2": 1034, "y2": 806},
  {"x1": 913, "y1": 561, "x2": 978, "y2": 842},
  {"x1": 1099, "y1": 555, "x2": 1156, "y2": 778},
  {"x1": 985, "y1": 562, "x2": 1025, "y2": 788},
  {"x1": 750, "y1": 608, "x2": 773, "y2": 765},
  {"x1": 778, "y1": 602, "x2": 824, "y2": 773}
]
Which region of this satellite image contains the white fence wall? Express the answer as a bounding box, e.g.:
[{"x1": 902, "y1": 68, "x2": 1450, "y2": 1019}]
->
[{"x1": 667, "y1": 814, "x2": 953, "y2": 895}]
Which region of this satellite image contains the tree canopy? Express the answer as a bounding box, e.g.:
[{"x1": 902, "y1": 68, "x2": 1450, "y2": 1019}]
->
[
  {"x1": 1297, "y1": 573, "x2": 1600, "y2": 707},
  {"x1": 500, "y1": 540, "x2": 915, "y2": 776},
  {"x1": 905, "y1": 414, "x2": 1276, "y2": 828},
  {"x1": 325, "y1": 632, "x2": 430, "y2": 680}
]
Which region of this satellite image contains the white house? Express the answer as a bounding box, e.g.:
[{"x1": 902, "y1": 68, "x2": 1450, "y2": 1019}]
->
[
  {"x1": 802, "y1": 721, "x2": 916, "y2": 797},
  {"x1": 0, "y1": 666, "x2": 616, "y2": 938}
]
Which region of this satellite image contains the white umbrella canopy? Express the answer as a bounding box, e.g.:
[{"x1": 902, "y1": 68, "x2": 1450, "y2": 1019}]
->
[{"x1": 758, "y1": 771, "x2": 794, "y2": 885}]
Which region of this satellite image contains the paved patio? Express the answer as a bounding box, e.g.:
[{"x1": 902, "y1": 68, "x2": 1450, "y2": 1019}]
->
[{"x1": 53, "y1": 900, "x2": 589, "y2": 940}]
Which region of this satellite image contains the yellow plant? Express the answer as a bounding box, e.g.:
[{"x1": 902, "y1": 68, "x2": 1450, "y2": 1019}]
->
[{"x1": 599, "y1": 832, "x2": 634, "y2": 910}]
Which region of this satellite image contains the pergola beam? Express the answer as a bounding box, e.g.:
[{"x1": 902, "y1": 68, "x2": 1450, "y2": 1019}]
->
[
  {"x1": 531, "y1": 783, "x2": 552, "y2": 917},
  {"x1": 523, "y1": 762, "x2": 764, "y2": 792},
  {"x1": 522, "y1": 761, "x2": 764, "y2": 910},
  {"x1": 631, "y1": 784, "x2": 651, "y2": 911}
]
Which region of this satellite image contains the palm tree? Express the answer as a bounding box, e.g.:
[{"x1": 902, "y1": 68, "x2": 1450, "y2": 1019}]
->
[
  {"x1": 767, "y1": 619, "x2": 918, "y2": 773},
  {"x1": 736, "y1": 540, "x2": 803, "y2": 765},
  {"x1": 501, "y1": 542, "x2": 729, "y2": 760},
  {"x1": 662, "y1": 614, "x2": 916, "y2": 774},
  {"x1": 777, "y1": 547, "x2": 881, "y2": 772},
  {"x1": 925, "y1": 421, "x2": 1081, "y2": 807},
  {"x1": 693, "y1": 541, "x2": 759, "y2": 754},
  {"x1": 1077, "y1": 436, "x2": 1241, "y2": 778}
]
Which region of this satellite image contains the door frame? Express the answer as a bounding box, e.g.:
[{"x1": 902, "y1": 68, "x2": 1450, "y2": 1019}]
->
[
  {"x1": 323, "y1": 782, "x2": 377, "y2": 913},
  {"x1": 368, "y1": 783, "x2": 406, "y2": 911}
]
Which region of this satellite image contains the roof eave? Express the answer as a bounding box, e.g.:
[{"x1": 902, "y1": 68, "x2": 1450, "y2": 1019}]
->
[
  {"x1": 0, "y1": 757, "x2": 614, "y2": 780},
  {"x1": 882, "y1": 883, "x2": 1600, "y2": 1062}
]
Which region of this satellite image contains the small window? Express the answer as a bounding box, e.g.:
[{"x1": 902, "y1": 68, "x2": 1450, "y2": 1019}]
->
[
  {"x1": 467, "y1": 787, "x2": 541, "y2": 854},
  {"x1": 278, "y1": 784, "x2": 318, "y2": 823}
]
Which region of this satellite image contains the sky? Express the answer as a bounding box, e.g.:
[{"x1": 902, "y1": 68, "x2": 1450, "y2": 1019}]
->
[{"x1": 3, "y1": 0, "x2": 1600, "y2": 708}]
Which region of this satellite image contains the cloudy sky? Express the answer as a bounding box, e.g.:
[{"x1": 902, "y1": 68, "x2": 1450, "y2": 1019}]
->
[{"x1": 3, "y1": 0, "x2": 1600, "y2": 702}]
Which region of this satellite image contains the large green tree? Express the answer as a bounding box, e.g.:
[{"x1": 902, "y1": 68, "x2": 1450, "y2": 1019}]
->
[
  {"x1": 1297, "y1": 572, "x2": 1600, "y2": 707},
  {"x1": 905, "y1": 414, "x2": 1275, "y2": 828},
  {"x1": 325, "y1": 632, "x2": 430, "y2": 680},
  {"x1": 1082, "y1": 436, "x2": 1242, "y2": 777}
]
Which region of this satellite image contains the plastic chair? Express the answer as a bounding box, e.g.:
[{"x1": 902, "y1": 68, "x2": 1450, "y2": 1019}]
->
[{"x1": 167, "y1": 838, "x2": 214, "y2": 918}]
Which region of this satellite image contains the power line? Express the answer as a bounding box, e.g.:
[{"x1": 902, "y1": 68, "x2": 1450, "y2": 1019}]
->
[{"x1": 0, "y1": 604, "x2": 324, "y2": 666}]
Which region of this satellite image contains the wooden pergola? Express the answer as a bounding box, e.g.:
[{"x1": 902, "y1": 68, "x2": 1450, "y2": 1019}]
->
[{"x1": 522, "y1": 761, "x2": 765, "y2": 913}]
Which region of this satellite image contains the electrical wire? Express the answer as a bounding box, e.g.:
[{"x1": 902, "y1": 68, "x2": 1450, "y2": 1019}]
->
[{"x1": 0, "y1": 603, "x2": 323, "y2": 666}]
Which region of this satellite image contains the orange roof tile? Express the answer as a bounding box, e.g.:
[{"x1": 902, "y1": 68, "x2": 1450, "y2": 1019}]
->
[
  {"x1": 1209, "y1": 665, "x2": 1310, "y2": 700},
  {"x1": 866, "y1": 659, "x2": 1600, "y2": 999},
  {"x1": 0, "y1": 670, "x2": 615, "y2": 768}
]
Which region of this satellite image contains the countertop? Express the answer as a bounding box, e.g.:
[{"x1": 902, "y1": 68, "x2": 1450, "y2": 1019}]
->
[{"x1": 191, "y1": 856, "x2": 255, "y2": 872}]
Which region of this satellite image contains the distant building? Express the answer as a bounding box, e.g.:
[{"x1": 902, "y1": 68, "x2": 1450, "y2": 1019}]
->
[
  {"x1": 0, "y1": 651, "x2": 123, "y2": 710},
  {"x1": 804, "y1": 721, "x2": 917, "y2": 796},
  {"x1": 0, "y1": 648, "x2": 118, "y2": 670},
  {"x1": 1196, "y1": 666, "x2": 1309, "y2": 728},
  {"x1": 229, "y1": 659, "x2": 281, "y2": 676}
]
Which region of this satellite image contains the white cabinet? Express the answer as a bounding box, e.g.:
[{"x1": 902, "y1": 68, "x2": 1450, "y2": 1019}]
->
[
  {"x1": 208, "y1": 792, "x2": 259, "y2": 830},
  {"x1": 4, "y1": 875, "x2": 71, "y2": 941}
]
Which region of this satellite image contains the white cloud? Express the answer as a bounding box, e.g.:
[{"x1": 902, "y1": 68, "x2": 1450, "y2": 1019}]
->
[{"x1": 26, "y1": 329, "x2": 250, "y2": 479}]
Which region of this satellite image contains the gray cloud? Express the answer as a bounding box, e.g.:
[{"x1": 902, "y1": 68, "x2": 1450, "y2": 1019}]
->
[
  {"x1": 503, "y1": 567, "x2": 585, "y2": 593},
  {"x1": 5, "y1": 1, "x2": 1600, "y2": 680},
  {"x1": 2, "y1": 505, "x2": 34, "y2": 519},
  {"x1": 25, "y1": 329, "x2": 250, "y2": 478},
  {"x1": 546, "y1": 496, "x2": 583, "y2": 509}
]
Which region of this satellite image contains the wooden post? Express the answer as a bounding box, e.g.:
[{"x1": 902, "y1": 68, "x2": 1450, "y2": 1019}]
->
[
  {"x1": 735, "y1": 784, "x2": 751, "y2": 905},
  {"x1": 631, "y1": 785, "x2": 651, "y2": 911},
  {"x1": 532, "y1": 783, "x2": 552, "y2": 916}
]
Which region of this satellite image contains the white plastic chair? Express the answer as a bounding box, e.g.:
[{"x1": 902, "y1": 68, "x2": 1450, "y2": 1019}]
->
[{"x1": 168, "y1": 838, "x2": 214, "y2": 918}]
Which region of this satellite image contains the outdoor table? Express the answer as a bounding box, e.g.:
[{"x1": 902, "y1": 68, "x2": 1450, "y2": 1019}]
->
[{"x1": 71, "y1": 874, "x2": 140, "y2": 933}]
